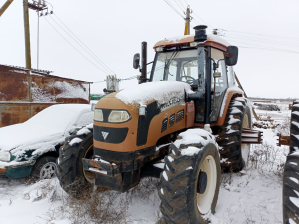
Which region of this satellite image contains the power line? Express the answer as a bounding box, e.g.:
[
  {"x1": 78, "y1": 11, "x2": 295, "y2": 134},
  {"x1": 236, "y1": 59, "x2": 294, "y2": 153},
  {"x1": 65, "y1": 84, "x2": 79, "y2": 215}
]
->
[
  {"x1": 192, "y1": 12, "x2": 210, "y2": 27},
  {"x1": 228, "y1": 29, "x2": 299, "y2": 40},
  {"x1": 224, "y1": 35, "x2": 299, "y2": 53},
  {"x1": 52, "y1": 13, "x2": 116, "y2": 75},
  {"x1": 225, "y1": 35, "x2": 299, "y2": 50},
  {"x1": 48, "y1": 15, "x2": 113, "y2": 75},
  {"x1": 93, "y1": 75, "x2": 139, "y2": 83},
  {"x1": 164, "y1": 0, "x2": 185, "y2": 19},
  {"x1": 225, "y1": 33, "x2": 299, "y2": 47},
  {"x1": 238, "y1": 46, "x2": 299, "y2": 54},
  {"x1": 43, "y1": 17, "x2": 111, "y2": 74},
  {"x1": 178, "y1": 0, "x2": 187, "y2": 10},
  {"x1": 174, "y1": 0, "x2": 185, "y2": 12}
]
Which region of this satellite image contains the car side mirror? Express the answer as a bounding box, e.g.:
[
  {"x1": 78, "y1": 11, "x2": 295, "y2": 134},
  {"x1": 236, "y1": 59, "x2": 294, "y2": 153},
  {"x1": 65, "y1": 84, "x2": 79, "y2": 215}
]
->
[
  {"x1": 133, "y1": 53, "x2": 140, "y2": 69},
  {"x1": 225, "y1": 46, "x2": 238, "y2": 66}
]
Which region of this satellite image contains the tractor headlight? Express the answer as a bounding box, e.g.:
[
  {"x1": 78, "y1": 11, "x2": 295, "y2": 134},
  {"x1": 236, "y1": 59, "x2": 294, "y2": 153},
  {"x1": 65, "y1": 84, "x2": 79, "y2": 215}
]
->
[
  {"x1": 0, "y1": 151, "x2": 11, "y2": 162},
  {"x1": 108, "y1": 110, "x2": 130, "y2": 123},
  {"x1": 94, "y1": 109, "x2": 103, "y2": 122}
]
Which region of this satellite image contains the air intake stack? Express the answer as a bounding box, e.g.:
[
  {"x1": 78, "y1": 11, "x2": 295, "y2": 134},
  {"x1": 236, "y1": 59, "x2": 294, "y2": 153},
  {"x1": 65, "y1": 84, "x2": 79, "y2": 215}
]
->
[{"x1": 194, "y1": 25, "x2": 208, "y2": 42}]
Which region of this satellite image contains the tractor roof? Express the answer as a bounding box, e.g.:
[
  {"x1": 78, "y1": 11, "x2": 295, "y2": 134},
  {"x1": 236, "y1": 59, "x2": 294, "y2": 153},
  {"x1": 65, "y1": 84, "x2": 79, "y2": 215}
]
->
[{"x1": 154, "y1": 34, "x2": 230, "y2": 52}]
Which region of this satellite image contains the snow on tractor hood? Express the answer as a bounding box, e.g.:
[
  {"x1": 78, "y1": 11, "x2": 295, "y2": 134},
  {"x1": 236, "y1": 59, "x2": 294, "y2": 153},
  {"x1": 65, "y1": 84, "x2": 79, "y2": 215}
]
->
[{"x1": 115, "y1": 81, "x2": 194, "y2": 106}]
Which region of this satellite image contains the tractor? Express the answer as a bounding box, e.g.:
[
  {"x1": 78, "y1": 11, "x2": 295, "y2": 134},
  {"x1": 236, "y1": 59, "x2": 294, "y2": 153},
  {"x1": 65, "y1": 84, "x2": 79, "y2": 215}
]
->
[{"x1": 57, "y1": 25, "x2": 262, "y2": 224}]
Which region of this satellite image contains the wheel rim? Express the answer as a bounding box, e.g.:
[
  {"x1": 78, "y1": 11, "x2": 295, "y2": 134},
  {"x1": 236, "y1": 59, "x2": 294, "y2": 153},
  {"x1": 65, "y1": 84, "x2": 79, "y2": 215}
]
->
[
  {"x1": 196, "y1": 155, "x2": 217, "y2": 214},
  {"x1": 40, "y1": 162, "x2": 57, "y2": 179},
  {"x1": 83, "y1": 144, "x2": 96, "y2": 183},
  {"x1": 241, "y1": 113, "x2": 250, "y2": 164}
]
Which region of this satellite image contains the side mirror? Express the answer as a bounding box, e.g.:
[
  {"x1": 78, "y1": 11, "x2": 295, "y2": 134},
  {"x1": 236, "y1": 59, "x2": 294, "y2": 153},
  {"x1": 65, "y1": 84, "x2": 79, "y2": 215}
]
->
[
  {"x1": 133, "y1": 53, "x2": 140, "y2": 69},
  {"x1": 225, "y1": 46, "x2": 238, "y2": 66}
]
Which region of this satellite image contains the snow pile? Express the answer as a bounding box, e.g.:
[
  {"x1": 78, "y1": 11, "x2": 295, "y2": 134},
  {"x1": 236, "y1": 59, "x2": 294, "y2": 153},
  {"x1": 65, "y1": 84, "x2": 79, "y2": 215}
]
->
[
  {"x1": 31, "y1": 81, "x2": 89, "y2": 103},
  {"x1": 51, "y1": 81, "x2": 89, "y2": 101},
  {"x1": 115, "y1": 81, "x2": 193, "y2": 105},
  {"x1": 210, "y1": 169, "x2": 283, "y2": 224},
  {"x1": 173, "y1": 128, "x2": 218, "y2": 156},
  {"x1": 31, "y1": 86, "x2": 54, "y2": 102}
]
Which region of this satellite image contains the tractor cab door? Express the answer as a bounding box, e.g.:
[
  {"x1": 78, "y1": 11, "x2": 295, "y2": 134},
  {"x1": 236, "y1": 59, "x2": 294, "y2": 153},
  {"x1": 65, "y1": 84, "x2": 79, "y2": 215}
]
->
[{"x1": 209, "y1": 48, "x2": 229, "y2": 122}]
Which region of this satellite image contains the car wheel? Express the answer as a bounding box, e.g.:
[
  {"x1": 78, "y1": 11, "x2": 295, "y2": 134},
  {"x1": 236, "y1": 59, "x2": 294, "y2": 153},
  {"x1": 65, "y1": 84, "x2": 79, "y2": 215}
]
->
[{"x1": 31, "y1": 156, "x2": 57, "y2": 180}]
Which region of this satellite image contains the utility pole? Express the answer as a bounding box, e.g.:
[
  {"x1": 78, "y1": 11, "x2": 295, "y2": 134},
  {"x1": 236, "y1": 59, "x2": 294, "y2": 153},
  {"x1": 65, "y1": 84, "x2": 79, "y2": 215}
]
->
[
  {"x1": 0, "y1": 0, "x2": 14, "y2": 17},
  {"x1": 23, "y1": 0, "x2": 32, "y2": 70},
  {"x1": 184, "y1": 6, "x2": 190, "y2": 35},
  {"x1": 23, "y1": 0, "x2": 50, "y2": 70}
]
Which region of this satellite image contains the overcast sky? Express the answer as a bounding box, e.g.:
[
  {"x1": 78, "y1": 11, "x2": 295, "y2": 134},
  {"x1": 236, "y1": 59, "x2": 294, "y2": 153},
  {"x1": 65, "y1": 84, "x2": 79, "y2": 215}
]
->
[{"x1": 0, "y1": 0, "x2": 298, "y2": 98}]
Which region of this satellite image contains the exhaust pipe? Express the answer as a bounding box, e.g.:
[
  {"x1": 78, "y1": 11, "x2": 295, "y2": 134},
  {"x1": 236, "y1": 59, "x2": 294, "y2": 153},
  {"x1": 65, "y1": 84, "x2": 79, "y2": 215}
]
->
[{"x1": 140, "y1": 41, "x2": 147, "y2": 84}]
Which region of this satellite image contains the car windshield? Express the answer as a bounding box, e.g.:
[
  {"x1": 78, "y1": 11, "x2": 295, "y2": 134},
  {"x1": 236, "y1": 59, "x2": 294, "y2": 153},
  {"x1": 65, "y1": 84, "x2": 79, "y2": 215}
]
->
[
  {"x1": 151, "y1": 49, "x2": 198, "y2": 85},
  {"x1": 25, "y1": 105, "x2": 88, "y2": 132}
]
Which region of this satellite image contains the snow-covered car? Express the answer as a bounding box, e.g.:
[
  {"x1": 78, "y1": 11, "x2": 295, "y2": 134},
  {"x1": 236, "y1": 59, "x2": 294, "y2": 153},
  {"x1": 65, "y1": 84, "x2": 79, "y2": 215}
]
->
[{"x1": 0, "y1": 104, "x2": 93, "y2": 179}]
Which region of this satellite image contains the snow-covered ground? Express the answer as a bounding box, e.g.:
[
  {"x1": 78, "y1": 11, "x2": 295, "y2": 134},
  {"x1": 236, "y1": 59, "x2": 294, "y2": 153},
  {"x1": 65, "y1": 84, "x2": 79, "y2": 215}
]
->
[{"x1": 0, "y1": 102, "x2": 291, "y2": 223}]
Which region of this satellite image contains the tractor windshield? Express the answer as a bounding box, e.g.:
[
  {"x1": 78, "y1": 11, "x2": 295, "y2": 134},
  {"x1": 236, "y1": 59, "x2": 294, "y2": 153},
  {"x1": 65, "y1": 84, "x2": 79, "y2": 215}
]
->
[{"x1": 150, "y1": 49, "x2": 199, "y2": 85}]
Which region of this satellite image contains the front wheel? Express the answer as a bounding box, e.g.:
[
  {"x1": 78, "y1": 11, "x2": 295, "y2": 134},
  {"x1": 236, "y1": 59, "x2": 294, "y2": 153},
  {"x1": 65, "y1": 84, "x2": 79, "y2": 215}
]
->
[
  {"x1": 159, "y1": 132, "x2": 221, "y2": 224},
  {"x1": 31, "y1": 156, "x2": 57, "y2": 180},
  {"x1": 56, "y1": 128, "x2": 95, "y2": 197}
]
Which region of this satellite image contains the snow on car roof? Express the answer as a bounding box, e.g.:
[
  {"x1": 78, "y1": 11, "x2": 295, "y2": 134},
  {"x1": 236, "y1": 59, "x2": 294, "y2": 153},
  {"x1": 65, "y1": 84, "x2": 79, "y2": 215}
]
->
[
  {"x1": 115, "y1": 81, "x2": 194, "y2": 105},
  {"x1": 0, "y1": 104, "x2": 92, "y2": 152}
]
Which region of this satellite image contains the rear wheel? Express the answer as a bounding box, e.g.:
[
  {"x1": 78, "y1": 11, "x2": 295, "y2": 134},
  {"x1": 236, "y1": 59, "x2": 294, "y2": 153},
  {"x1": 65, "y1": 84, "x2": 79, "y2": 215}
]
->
[
  {"x1": 158, "y1": 133, "x2": 221, "y2": 224},
  {"x1": 56, "y1": 127, "x2": 95, "y2": 197},
  {"x1": 217, "y1": 97, "x2": 252, "y2": 172},
  {"x1": 283, "y1": 100, "x2": 299, "y2": 224}
]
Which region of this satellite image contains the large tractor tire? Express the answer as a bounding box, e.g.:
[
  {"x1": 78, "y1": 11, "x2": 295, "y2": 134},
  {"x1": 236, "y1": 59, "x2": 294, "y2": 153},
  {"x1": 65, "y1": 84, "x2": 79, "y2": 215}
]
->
[
  {"x1": 158, "y1": 133, "x2": 221, "y2": 224},
  {"x1": 217, "y1": 97, "x2": 252, "y2": 172},
  {"x1": 283, "y1": 100, "x2": 299, "y2": 224},
  {"x1": 56, "y1": 127, "x2": 95, "y2": 197}
]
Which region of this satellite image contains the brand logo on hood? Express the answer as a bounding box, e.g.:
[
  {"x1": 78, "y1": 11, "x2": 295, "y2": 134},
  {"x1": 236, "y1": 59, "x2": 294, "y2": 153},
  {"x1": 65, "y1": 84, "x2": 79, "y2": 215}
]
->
[{"x1": 102, "y1": 131, "x2": 109, "y2": 140}]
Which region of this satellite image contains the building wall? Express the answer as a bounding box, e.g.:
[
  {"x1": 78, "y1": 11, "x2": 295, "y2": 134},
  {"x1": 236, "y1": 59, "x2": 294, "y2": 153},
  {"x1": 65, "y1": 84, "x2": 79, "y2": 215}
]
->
[{"x1": 0, "y1": 65, "x2": 91, "y2": 127}]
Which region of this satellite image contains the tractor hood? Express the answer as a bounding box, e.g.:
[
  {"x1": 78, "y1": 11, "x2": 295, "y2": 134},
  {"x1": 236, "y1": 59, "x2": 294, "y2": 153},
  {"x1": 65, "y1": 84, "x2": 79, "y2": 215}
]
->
[{"x1": 115, "y1": 81, "x2": 194, "y2": 107}]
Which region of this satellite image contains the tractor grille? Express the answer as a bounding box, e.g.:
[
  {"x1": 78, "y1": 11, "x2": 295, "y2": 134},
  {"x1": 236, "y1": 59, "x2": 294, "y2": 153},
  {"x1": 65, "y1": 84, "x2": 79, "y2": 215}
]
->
[
  {"x1": 169, "y1": 114, "x2": 175, "y2": 127},
  {"x1": 176, "y1": 110, "x2": 184, "y2": 123},
  {"x1": 161, "y1": 118, "x2": 168, "y2": 133}
]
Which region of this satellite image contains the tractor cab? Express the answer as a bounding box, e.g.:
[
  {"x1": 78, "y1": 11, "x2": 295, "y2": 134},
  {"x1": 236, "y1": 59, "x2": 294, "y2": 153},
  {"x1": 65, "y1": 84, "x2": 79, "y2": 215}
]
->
[{"x1": 134, "y1": 25, "x2": 239, "y2": 126}]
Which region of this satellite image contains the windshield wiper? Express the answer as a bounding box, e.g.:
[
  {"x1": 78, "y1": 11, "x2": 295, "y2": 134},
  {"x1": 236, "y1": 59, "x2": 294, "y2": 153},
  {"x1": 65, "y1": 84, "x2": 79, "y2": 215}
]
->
[{"x1": 163, "y1": 50, "x2": 179, "y2": 80}]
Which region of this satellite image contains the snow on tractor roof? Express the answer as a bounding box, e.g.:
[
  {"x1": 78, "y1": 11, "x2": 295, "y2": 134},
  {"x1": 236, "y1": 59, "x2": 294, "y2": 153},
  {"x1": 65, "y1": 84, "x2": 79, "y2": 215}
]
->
[
  {"x1": 154, "y1": 34, "x2": 230, "y2": 52},
  {"x1": 115, "y1": 81, "x2": 194, "y2": 106}
]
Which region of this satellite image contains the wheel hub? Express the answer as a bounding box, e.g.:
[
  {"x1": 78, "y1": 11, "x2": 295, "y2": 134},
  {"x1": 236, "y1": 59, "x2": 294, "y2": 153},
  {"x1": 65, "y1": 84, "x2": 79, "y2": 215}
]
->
[
  {"x1": 196, "y1": 155, "x2": 217, "y2": 214},
  {"x1": 40, "y1": 162, "x2": 56, "y2": 179},
  {"x1": 197, "y1": 171, "x2": 207, "y2": 194}
]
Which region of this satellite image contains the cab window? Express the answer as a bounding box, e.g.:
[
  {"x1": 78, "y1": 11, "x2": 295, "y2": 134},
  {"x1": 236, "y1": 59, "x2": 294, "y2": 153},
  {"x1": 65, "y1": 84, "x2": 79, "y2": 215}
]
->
[{"x1": 210, "y1": 48, "x2": 228, "y2": 122}]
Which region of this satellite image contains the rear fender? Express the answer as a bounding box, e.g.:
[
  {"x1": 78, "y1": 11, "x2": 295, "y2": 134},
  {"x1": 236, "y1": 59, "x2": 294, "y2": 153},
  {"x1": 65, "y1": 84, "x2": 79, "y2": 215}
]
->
[{"x1": 216, "y1": 87, "x2": 243, "y2": 126}]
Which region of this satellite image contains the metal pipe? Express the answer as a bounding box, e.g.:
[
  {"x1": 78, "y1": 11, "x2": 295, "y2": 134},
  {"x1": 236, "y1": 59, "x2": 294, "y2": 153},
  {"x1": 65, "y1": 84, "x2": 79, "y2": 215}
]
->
[
  {"x1": 0, "y1": 0, "x2": 14, "y2": 17},
  {"x1": 204, "y1": 47, "x2": 211, "y2": 124},
  {"x1": 140, "y1": 41, "x2": 147, "y2": 84}
]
